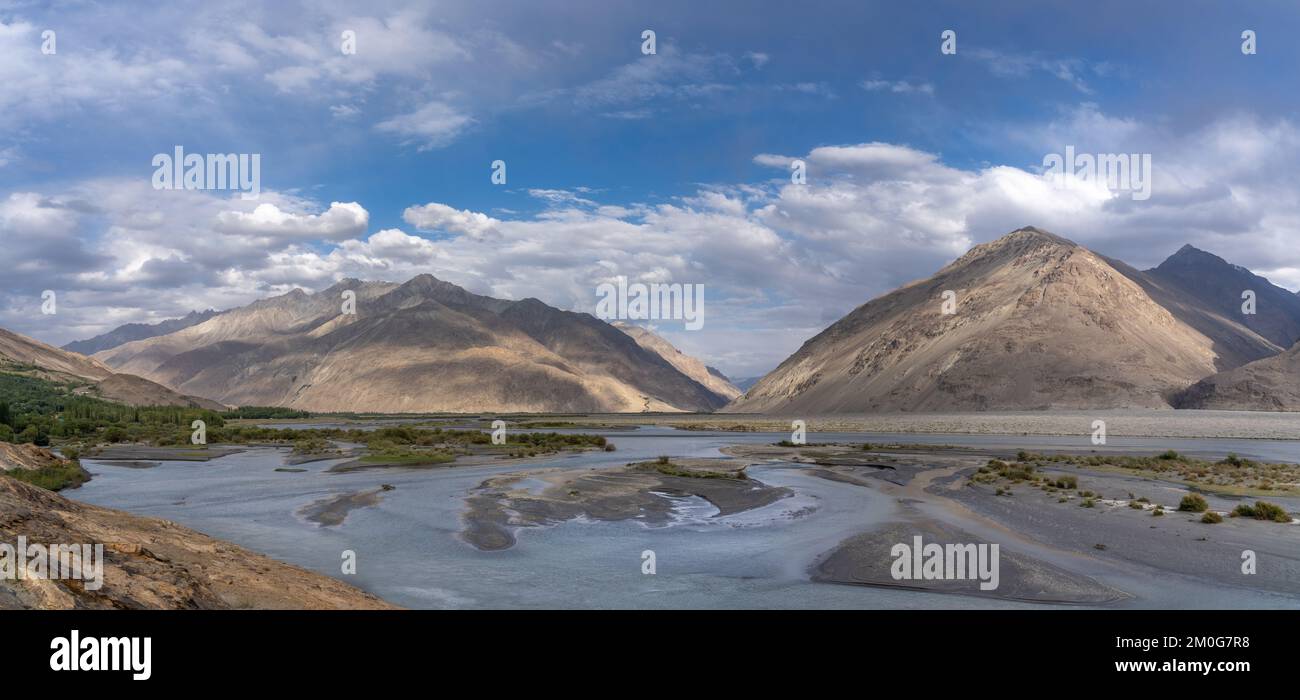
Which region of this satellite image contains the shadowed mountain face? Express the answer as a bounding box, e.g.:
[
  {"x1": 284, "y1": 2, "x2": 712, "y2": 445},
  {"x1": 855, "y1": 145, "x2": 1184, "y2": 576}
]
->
[
  {"x1": 1113, "y1": 245, "x2": 1300, "y2": 370},
  {"x1": 1175, "y1": 342, "x2": 1300, "y2": 411},
  {"x1": 726, "y1": 228, "x2": 1226, "y2": 413},
  {"x1": 94, "y1": 275, "x2": 729, "y2": 413},
  {"x1": 0, "y1": 327, "x2": 224, "y2": 410},
  {"x1": 62, "y1": 309, "x2": 220, "y2": 356},
  {"x1": 614, "y1": 322, "x2": 742, "y2": 402}
]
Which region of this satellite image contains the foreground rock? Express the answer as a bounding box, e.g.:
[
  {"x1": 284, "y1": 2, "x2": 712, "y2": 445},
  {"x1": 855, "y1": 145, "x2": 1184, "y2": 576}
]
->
[
  {"x1": 0, "y1": 442, "x2": 76, "y2": 473},
  {"x1": 0, "y1": 475, "x2": 395, "y2": 609}
]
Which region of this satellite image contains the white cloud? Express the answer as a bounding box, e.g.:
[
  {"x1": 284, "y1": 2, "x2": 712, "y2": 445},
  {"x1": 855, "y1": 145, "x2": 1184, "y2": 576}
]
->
[
  {"x1": 375, "y1": 101, "x2": 474, "y2": 150},
  {"x1": 969, "y1": 48, "x2": 1102, "y2": 94},
  {"x1": 0, "y1": 20, "x2": 194, "y2": 129},
  {"x1": 403, "y1": 202, "x2": 499, "y2": 239},
  {"x1": 215, "y1": 201, "x2": 369, "y2": 241}
]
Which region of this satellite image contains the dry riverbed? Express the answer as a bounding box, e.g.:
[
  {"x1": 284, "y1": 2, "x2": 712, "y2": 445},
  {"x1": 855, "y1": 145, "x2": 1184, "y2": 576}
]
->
[
  {"x1": 725, "y1": 441, "x2": 1300, "y2": 605},
  {"x1": 461, "y1": 458, "x2": 791, "y2": 551}
]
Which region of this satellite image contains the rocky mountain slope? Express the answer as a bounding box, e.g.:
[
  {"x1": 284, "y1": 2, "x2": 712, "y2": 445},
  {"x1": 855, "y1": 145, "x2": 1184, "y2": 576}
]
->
[
  {"x1": 95, "y1": 275, "x2": 731, "y2": 413},
  {"x1": 62, "y1": 309, "x2": 220, "y2": 356},
  {"x1": 1174, "y1": 342, "x2": 1300, "y2": 411},
  {"x1": 0, "y1": 328, "x2": 223, "y2": 410},
  {"x1": 0, "y1": 472, "x2": 394, "y2": 609},
  {"x1": 0, "y1": 441, "x2": 77, "y2": 473},
  {"x1": 1147, "y1": 245, "x2": 1300, "y2": 350},
  {"x1": 1106, "y1": 245, "x2": 1300, "y2": 371},
  {"x1": 726, "y1": 228, "x2": 1224, "y2": 413},
  {"x1": 614, "y1": 322, "x2": 742, "y2": 401}
]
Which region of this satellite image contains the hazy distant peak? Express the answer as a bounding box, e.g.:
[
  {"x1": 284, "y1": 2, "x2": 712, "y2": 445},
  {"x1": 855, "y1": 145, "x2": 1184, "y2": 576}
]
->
[{"x1": 62, "y1": 308, "x2": 223, "y2": 355}]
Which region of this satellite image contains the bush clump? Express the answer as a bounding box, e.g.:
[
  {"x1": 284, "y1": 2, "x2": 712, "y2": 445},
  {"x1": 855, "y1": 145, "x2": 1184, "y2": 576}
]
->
[
  {"x1": 1201, "y1": 512, "x2": 1223, "y2": 524},
  {"x1": 1231, "y1": 501, "x2": 1291, "y2": 523},
  {"x1": 1178, "y1": 494, "x2": 1209, "y2": 513}
]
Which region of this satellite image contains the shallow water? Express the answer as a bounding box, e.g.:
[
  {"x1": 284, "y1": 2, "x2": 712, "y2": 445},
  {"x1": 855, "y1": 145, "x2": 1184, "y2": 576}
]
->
[{"x1": 69, "y1": 427, "x2": 1300, "y2": 609}]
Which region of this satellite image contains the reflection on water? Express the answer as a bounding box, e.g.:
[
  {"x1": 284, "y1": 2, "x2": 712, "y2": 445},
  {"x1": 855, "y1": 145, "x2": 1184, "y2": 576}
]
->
[{"x1": 69, "y1": 427, "x2": 1299, "y2": 609}]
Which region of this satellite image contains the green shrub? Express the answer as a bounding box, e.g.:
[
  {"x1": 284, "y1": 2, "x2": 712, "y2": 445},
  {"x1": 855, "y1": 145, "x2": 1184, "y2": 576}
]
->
[
  {"x1": 1178, "y1": 494, "x2": 1209, "y2": 513},
  {"x1": 5, "y1": 459, "x2": 89, "y2": 491},
  {"x1": 1201, "y1": 512, "x2": 1223, "y2": 524},
  {"x1": 1232, "y1": 501, "x2": 1291, "y2": 523}
]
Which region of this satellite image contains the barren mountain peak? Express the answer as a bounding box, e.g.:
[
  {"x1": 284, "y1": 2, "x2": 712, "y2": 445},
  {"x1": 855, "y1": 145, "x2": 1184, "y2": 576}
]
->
[
  {"x1": 726, "y1": 226, "x2": 1219, "y2": 413},
  {"x1": 91, "y1": 274, "x2": 732, "y2": 412},
  {"x1": 1158, "y1": 244, "x2": 1229, "y2": 268}
]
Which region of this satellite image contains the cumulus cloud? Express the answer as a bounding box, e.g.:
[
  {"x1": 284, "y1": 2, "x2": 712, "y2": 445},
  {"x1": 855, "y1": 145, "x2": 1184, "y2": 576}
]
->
[
  {"x1": 403, "y1": 203, "x2": 499, "y2": 239},
  {"x1": 215, "y1": 202, "x2": 368, "y2": 241}
]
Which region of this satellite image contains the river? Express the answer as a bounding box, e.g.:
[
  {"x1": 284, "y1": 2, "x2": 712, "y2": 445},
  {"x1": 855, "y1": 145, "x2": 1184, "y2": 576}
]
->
[{"x1": 69, "y1": 426, "x2": 1300, "y2": 608}]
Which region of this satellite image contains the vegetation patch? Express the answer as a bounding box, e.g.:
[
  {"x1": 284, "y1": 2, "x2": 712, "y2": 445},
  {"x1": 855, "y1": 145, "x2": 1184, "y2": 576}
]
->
[
  {"x1": 5, "y1": 458, "x2": 91, "y2": 491},
  {"x1": 631, "y1": 456, "x2": 747, "y2": 480},
  {"x1": 1230, "y1": 501, "x2": 1292, "y2": 523},
  {"x1": 1178, "y1": 494, "x2": 1209, "y2": 512},
  {"x1": 1010, "y1": 449, "x2": 1299, "y2": 497}
]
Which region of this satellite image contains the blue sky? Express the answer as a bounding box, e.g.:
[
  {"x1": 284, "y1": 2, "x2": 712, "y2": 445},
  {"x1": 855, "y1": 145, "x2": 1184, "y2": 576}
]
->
[{"x1": 2, "y1": 0, "x2": 1299, "y2": 377}]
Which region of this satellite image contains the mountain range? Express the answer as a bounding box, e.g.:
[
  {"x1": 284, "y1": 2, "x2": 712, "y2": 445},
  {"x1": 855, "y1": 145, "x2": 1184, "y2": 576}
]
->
[
  {"x1": 15, "y1": 226, "x2": 1300, "y2": 415},
  {"x1": 62, "y1": 309, "x2": 220, "y2": 356},
  {"x1": 726, "y1": 228, "x2": 1300, "y2": 413},
  {"x1": 88, "y1": 275, "x2": 738, "y2": 413}
]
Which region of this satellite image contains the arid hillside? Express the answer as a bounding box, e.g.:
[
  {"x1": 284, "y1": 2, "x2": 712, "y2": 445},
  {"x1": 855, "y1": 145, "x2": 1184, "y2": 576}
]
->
[
  {"x1": 0, "y1": 328, "x2": 223, "y2": 410},
  {"x1": 94, "y1": 276, "x2": 733, "y2": 413},
  {"x1": 727, "y1": 228, "x2": 1224, "y2": 413}
]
